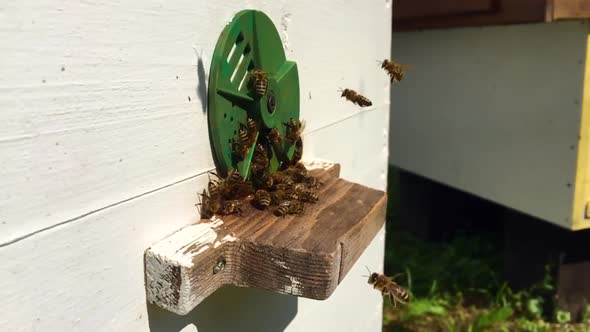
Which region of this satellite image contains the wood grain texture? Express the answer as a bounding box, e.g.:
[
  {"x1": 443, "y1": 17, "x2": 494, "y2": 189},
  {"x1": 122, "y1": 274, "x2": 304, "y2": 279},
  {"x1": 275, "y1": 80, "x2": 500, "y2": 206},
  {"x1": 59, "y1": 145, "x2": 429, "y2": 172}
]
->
[
  {"x1": 551, "y1": 0, "x2": 590, "y2": 19},
  {"x1": 393, "y1": 0, "x2": 546, "y2": 31},
  {"x1": 145, "y1": 162, "x2": 387, "y2": 315}
]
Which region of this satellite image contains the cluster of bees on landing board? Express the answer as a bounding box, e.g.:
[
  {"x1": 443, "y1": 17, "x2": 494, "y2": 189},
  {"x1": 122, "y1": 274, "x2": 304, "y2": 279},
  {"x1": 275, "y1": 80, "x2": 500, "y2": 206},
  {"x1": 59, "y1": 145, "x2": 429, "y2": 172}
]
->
[
  {"x1": 340, "y1": 59, "x2": 410, "y2": 107},
  {"x1": 198, "y1": 58, "x2": 411, "y2": 304},
  {"x1": 197, "y1": 113, "x2": 321, "y2": 219}
]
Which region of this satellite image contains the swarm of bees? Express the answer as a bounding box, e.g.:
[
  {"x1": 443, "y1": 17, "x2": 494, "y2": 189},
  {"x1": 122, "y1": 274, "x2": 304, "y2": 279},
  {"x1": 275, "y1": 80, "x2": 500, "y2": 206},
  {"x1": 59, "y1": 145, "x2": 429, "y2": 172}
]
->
[
  {"x1": 198, "y1": 98, "x2": 322, "y2": 219},
  {"x1": 365, "y1": 267, "x2": 411, "y2": 307},
  {"x1": 339, "y1": 58, "x2": 410, "y2": 108}
]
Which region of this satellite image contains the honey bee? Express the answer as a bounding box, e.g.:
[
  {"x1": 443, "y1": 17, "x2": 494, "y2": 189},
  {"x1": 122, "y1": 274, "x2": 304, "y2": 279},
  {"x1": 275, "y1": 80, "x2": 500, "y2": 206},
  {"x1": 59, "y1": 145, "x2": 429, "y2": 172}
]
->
[
  {"x1": 271, "y1": 172, "x2": 294, "y2": 186},
  {"x1": 196, "y1": 189, "x2": 221, "y2": 219},
  {"x1": 252, "y1": 170, "x2": 274, "y2": 190},
  {"x1": 252, "y1": 143, "x2": 270, "y2": 168},
  {"x1": 273, "y1": 200, "x2": 304, "y2": 217},
  {"x1": 303, "y1": 175, "x2": 322, "y2": 189},
  {"x1": 378, "y1": 59, "x2": 411, "y2": 83},
  {"x1": 284, "y1": 118, "x2": 305, "y2": 145},
  {"x1": 268, "y1": 128, "x2": 283, "y2": 152},
  {"x1": 288, "y1": 200, "x2": 305, "y2": 215},
  {"x1": 365, "y1": 267, "x2": 410, "y2": 307},
  {"x1": 270, "y1": 189, "x2": 288, "y2": 205},
  {"x1": 207, "y1": 172, "x2": 223, "y2": 196},
  {"x1": 223, "y1": 169, "x2": 254, "y2": 199},
  {"x1": 232, "y1": 140, "x2": 251, "y2": 161},
  {"x1": 286, "y1": 191, "x2": 301, "y2": 201},
  {"x1": 250, "y1": 69, "x2": 269, "y2": 96},
  {"x1": 218, "y1": 199, "x2": 243, "y2": 216},
  {"x1": 285, "y1": 162, "x2": 308, "y2": 182},
  {"x1": 246, "y1": 117, "x2": 257, "y2": 141},
  {"x1": 253, "y1": 189, "x2": 272, "y2": 210},
  {"x1": 232, "y1": 119, "x2": 257, "y2": 161},
  {"x1": 291, "y1": 138, "x2": 303, "y2": 165},
  {"x1": 339, "y1": 88, "x2": 372, "y2": 107},
  {"x1": 274, "y1": 183, "x2": 293, "y2": 192},
  {"x1": 295, "y1": 189, "x2": 319, "y2": 203}
]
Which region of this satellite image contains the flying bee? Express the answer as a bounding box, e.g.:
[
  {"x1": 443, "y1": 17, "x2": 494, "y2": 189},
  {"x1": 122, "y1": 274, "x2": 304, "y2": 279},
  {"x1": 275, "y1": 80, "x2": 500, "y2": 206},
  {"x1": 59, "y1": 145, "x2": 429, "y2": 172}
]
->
[
  {"x1": 253, "y1": 189, "x2": 272, "y2": 210},
  {"x1": 378, "y1": 59, "x2": 411, "y2": 83},
  {"x1": 196, "y1": 189, "x2": 221, "y2": 219},
  {"x1": 249, "y1": 69, "x2": 269, "y2": 96},
  {"x1": 364, "y1": 267, "x2": 410, "y2": 307},
  {"x1": 339, "y1": 88, "x2": 372, "y2": 107},
  {"x1": 284, "y1": 118, "x2": 305, "y2": 145},
  {"x1": 218, "y1": 199, "x2": 243, "y2": 216}
]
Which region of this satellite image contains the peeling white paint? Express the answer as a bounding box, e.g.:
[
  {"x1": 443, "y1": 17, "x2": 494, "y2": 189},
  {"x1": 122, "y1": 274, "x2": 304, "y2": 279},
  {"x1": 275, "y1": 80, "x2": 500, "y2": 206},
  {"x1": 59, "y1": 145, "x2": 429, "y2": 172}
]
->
[
  {"x1": 281, "y1": 13, "x2": 292, "y2": 51},
  {"x1": 301, "y1": 159, "x2": 336, "y2": 171},
  {"x1": 149, "y1": 218, "x2": 224, "y2": 267},
  {"x1": 272, "y1": 257, "x2": 288, "y2": 269},
  {"x1": 284, "y1": 275, "x2": 303, "y2": 296},
  {"x1": 213, "y1": 234, "x2": 237, "y2": 248}
]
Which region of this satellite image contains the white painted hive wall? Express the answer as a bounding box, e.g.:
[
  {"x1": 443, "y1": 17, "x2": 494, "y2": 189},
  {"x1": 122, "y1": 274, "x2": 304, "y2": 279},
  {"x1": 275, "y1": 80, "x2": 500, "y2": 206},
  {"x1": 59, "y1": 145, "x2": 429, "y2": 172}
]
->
[
  {"x1": 0, "y1": 1, "x2": 391, "y2": 331},
  {"x1": 389, "y1": 21, "x2": 587, "y2": 229}
]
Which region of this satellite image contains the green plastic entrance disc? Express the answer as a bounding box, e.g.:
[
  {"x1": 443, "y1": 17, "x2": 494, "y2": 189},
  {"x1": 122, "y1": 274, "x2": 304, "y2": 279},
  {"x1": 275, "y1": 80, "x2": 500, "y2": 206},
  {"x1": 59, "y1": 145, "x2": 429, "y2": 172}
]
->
[{"x1": 208, "y1": 9, "x2": 300, "y2": 178}]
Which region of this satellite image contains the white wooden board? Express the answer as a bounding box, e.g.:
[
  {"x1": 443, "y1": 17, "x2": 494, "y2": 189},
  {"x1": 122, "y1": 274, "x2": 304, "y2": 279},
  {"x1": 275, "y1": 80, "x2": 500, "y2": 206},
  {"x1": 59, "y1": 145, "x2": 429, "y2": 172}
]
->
[
  {"x1": 0, "y1": 0, "x2": 391, "y2": 329},
  {"x1": 390, "y1": 21, "x2": 588, "y2": 229}
]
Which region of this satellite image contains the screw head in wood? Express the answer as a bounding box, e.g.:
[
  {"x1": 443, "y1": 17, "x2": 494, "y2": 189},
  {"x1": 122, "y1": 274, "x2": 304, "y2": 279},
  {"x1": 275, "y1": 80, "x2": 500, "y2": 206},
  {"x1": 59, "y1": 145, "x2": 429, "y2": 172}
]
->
[{"x1": 213, "y1": 257, "x2": 226, "y2": 274}]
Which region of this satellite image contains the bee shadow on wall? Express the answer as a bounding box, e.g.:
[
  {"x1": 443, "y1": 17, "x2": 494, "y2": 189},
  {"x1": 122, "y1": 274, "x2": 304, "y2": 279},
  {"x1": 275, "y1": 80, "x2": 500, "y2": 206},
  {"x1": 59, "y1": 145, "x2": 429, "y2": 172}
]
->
[
  {"x1": 147, "y1": 286, "x2": 298, "y2": 332},
  {"x1": 196, "y1": 51, "x2": 208, "y2": 114}
]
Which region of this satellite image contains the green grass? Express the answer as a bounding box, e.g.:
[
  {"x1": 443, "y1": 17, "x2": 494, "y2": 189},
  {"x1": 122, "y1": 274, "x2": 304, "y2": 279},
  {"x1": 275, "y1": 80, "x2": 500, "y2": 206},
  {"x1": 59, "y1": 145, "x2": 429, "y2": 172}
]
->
[{"x1": 382, "y1": 230, "x2": 590, "y2": 332}]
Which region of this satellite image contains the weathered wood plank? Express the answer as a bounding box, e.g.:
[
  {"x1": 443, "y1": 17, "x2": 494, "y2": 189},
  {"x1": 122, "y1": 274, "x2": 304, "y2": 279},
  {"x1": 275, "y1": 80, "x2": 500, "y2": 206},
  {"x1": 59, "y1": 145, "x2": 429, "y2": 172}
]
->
[
  {"x1": 144, "y1": 161, "x2": 387, "y2": 315},
  {"x1": 551, "y1": 0, "x2": 590, "y2": 20}
]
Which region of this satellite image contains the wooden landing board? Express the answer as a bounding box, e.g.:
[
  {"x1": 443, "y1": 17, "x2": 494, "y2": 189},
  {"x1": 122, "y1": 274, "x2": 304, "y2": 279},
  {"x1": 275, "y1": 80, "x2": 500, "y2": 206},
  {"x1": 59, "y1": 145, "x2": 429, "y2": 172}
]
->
[{"x1": 144, "y1": 161, "x2": 387, "y2": 315}]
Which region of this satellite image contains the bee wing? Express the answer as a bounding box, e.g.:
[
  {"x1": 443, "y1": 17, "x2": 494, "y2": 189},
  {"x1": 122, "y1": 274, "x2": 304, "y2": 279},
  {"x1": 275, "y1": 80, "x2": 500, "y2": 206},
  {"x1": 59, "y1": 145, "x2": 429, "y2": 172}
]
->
[
  {"x1": 400, "y1": 64, "x2": 413, "y2": 71},
  {"x1": 360, "y1": 98, "x2": 372, "y2": 107}
]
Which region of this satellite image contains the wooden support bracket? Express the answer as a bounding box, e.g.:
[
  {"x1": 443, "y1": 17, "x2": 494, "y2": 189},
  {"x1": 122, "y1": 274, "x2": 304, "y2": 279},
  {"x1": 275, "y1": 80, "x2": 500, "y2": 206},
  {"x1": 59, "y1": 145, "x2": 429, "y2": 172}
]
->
[{"x1": 144, "y1": 160, "x2": 387, "y2": 315}]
